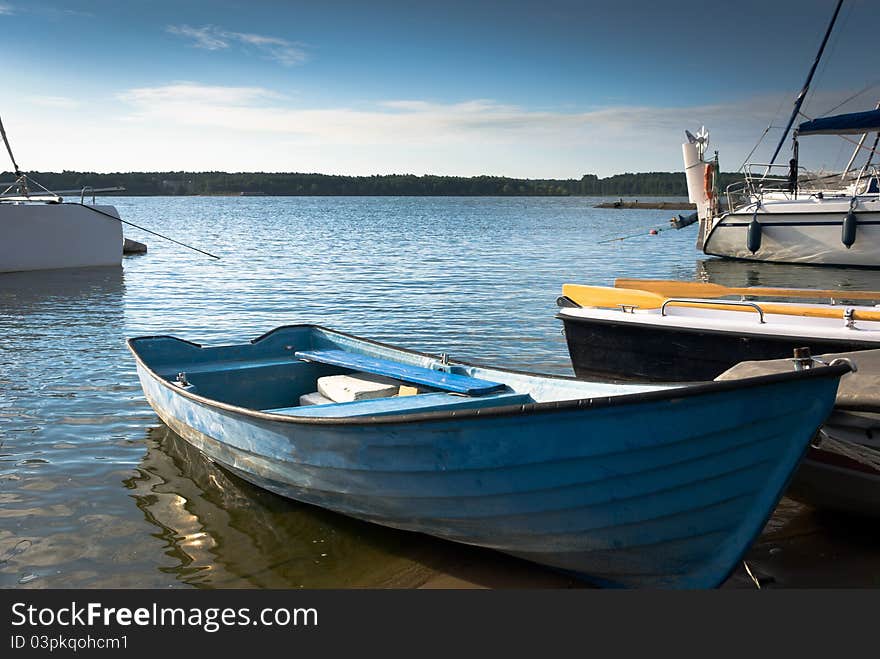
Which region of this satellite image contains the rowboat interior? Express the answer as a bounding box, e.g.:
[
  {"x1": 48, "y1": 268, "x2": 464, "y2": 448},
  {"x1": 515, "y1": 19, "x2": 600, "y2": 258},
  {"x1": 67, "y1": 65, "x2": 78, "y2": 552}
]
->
[{"x1": 130, "y1": 325, "x2": 682, "y2": 419}]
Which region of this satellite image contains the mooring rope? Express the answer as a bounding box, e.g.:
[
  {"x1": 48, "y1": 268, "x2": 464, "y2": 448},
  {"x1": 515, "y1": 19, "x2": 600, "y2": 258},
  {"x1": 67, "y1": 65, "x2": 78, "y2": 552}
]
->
[
  {"x1": 816, "y1": 429, "x2": 880, "y2": 472},
  {"x1": 79, "y1": 203, "x2": 221, "y2": 260}
]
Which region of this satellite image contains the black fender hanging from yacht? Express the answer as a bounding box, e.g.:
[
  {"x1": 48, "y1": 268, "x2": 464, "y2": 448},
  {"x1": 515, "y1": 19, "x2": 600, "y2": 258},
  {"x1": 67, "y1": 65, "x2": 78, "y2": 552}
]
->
[
  {"x1": 842, "y1": 199, "x2": 858, "y2": 248},
  {"x1": 747, "y1": 206, "x2": 762, "y2": 254}
]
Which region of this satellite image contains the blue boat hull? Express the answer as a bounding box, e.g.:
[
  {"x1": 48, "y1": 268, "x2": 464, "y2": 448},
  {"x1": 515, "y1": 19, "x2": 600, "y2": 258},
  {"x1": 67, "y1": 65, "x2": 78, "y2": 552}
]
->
[{"x1": 129, "y1": 325, "x2": 845, "y2": 588}]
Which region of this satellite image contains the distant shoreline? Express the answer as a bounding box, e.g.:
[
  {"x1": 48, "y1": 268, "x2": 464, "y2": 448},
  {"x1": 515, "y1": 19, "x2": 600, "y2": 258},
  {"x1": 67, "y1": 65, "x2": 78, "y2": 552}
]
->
[
  {"x1": 3, "y1": 170, "x2": 739, "y2": 198},
  {"x1": 74, "y1": 192, "x2": 692, "y2": 198}
]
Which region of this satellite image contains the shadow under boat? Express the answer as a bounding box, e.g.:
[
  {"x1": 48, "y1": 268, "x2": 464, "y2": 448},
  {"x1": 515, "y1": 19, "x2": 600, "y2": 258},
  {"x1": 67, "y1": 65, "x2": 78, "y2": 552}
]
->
[
  {"x1": 734, "y1": 502, "x2": 880, "y2": 588},
  {"x1": 134, "y1": 426, "x2": 880, "y2": 589},
  {"x1": 129, "y1": 425, "x2": 580, "y2": 589}
]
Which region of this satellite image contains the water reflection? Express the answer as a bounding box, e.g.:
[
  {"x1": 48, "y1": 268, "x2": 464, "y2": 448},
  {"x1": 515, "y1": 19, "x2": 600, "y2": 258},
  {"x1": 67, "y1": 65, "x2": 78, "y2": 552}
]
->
[
  {"x1": 130, "y1": 426, "x2": 580, "y2": 588},
  {"x1": 5, "y1": 197, "x2": 880, "y2": 589},
  {"x1": 0, "y1": 265, "x2": 129, "y2": 444},
  {"x1": 696, "y1": 257, "x2": 880, "y2": 291},
  {"x1": 128, "y1": 425, "x2": 880, "y2": 589},
  {"x1": 0, "y1": 266, "x2": 152, "y2": 589},
  {"x1": 0, "y1": 266, "x2": 128, "y2": 428},
  {"x1": 0, "y1": 266, "x2": 123, "y2": 306}
]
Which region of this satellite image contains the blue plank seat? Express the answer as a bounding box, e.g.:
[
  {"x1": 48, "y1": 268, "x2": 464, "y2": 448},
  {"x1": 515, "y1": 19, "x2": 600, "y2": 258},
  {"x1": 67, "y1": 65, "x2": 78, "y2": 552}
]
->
[
  {"x1": 265, "y1": 391, "x2": 532, "y2": 418},
  {"x1": 293, "y1": 349, "x2": 507, "y2": 396}
]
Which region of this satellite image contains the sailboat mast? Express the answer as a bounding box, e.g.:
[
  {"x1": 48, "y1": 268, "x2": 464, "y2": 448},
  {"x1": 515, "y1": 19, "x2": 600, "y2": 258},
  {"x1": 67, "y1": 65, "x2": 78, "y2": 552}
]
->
[
  {"x1": 767, "y1": 0, "x2": 845, "y2": 167},
  {"x1": 0, "y1": 114, "x2": 22, "y2": 176}
]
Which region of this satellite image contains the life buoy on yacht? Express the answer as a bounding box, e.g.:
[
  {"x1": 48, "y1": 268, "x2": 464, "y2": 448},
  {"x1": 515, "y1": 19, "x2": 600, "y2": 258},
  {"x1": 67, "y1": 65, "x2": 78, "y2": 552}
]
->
[{"x1": 703, "y1": 163, "x2": 714, "y2": 202}]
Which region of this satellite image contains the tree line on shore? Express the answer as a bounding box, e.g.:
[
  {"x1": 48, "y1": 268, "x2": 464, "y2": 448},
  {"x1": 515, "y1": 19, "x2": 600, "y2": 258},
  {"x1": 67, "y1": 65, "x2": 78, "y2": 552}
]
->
[{"x1": 3, "y1": 170, "x2": 743, "y2": 196}]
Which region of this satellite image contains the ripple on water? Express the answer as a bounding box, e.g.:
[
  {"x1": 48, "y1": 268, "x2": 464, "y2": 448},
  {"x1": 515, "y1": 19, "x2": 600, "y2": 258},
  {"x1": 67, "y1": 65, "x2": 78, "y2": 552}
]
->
[{"x1": 4, "y1": 196, "x2": 880, "y2": 588}]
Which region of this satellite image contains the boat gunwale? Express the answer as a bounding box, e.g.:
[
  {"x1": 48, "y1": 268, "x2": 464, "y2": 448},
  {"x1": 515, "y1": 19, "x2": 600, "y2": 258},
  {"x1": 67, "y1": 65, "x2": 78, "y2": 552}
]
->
[
  {"x1": 725, "y1": 204, "x2": 880, "y2": 218},
  {"x1": 127, "y1": 323, "x2": 851, "y2": 427},
  {"x1": 555, "y1": 309, "x2": 880, "y2": 345}
]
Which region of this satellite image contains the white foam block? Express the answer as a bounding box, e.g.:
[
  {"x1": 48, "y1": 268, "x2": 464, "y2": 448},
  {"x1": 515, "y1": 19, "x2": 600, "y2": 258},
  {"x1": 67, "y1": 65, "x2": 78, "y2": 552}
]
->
[
  {"x1": 299, "y1": 391, "x2": 335, "y2": 406},
  {"x1": 317, "y1": 373, "x2": 402, "y2": 403}
]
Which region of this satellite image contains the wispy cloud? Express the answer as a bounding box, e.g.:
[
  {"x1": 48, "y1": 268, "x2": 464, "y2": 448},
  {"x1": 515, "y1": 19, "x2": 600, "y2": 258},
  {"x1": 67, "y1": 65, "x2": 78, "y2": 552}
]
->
[
  {"x1": 60, "y1": 8, "x2": 93, "y2": 17},
  {"x1": 101, "y1": 82, "x2": 870, "y2": 176},
  {"x1": 167, "y1": 24, "x2": 307, "y2": 66},
  {"x1": 120, "y1": 82, "x2": 282, "y2": 108},
  {"x1": 117, "y1": 82, "x2": 783, "y2": 146},
  {"x1": 27, "y1": 95, "x2": 81, "y2": 109},
  {"x1": 0, "y1": 4, "x2": 93, "y2": 19},
  {"x1": 167, "y1": 25, "x2": 228, "y2": 50},
  {"x1": 112, "y1": 83, "x2": 757, "y2": 171}
]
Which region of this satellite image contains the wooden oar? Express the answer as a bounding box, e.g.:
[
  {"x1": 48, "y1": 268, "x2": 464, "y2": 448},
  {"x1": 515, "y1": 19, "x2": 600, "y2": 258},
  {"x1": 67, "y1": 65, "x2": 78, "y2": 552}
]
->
[
  {"x1": 562, "y1": 284, "x2": 667, "y2": 309},
  {"x1": 562, "y1": 283, "x2": 880, "y2": 322},
  {"x1": 615, "y1": 278, "x2": 880, "y2": 302}
]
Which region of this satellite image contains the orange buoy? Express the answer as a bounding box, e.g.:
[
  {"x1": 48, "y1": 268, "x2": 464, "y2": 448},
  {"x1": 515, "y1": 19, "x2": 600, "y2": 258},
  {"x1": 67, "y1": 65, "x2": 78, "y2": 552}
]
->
[{"x1": 703, "y1": 162, "x2": 714, "y2": 202}]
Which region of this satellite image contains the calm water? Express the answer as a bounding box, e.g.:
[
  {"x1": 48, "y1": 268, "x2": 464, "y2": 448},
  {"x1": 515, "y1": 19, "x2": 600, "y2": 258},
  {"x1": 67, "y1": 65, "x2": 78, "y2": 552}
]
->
[{"x1": 3, "y1": 196, "x2": 880, "y2": 589}]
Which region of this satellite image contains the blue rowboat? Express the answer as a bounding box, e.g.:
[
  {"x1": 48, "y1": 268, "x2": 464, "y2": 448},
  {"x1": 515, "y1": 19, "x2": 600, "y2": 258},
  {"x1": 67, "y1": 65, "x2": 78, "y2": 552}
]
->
[{"x1": 127, "y1": 324, "x2": 849, "y2": 588}]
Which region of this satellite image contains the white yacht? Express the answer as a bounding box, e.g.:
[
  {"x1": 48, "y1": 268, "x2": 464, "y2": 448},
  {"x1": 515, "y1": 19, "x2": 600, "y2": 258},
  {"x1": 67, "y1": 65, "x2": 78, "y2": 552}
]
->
[
  {"x1": 1, "y1": 115, "x2": 125, "y2": 273},
  {"x1": 679, "y1": 0, "x2": 880, "y2": 268},
  {"x1": 682, "y1": 115, "x2": 880, "y2": 267}
]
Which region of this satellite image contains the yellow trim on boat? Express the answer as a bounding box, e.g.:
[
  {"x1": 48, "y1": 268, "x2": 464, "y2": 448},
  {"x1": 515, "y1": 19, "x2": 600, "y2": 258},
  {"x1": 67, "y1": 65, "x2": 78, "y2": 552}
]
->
[
  {"x1": 561, "y1": 284, "x2": 880, "y2": 322},
  {"x1": 614, "y1": 278, "x2": 880, "y2": 302}
]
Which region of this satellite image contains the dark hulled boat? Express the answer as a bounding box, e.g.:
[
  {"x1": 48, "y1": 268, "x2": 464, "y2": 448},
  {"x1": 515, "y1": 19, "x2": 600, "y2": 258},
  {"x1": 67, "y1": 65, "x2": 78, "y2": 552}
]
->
[{"x1": 557, "y1": 282, "x2": 880, "y2": 382}]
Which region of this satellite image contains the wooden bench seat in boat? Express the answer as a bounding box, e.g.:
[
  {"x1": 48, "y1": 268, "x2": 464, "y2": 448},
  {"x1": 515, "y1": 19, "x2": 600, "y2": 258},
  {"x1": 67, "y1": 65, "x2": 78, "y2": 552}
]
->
[
  {"x1": 294, "y1": 349, "x2": 506, "y2": 396},
  {"x1": 264, "y1": 391, "x2": 532, "y2": 418}
]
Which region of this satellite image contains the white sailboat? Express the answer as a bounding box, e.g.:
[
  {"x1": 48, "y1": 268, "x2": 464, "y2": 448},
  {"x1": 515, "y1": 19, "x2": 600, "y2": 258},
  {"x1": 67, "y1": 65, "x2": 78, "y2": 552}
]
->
[
  {"x1": 0, "y1": 115, "x2": 125, "y2": 273},
  {"x1": 683, "y1": 116, "x2": 880, "y2": 267},
  {"x1": 680, "y1": 0, "x2": 880, "y2": 268}
]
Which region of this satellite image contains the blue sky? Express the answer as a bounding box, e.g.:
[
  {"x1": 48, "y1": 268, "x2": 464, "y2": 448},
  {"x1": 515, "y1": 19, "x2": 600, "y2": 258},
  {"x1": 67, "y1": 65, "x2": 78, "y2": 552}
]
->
[{"x1": 0, "y1": 0, "x2": 877, "y2": 177}]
